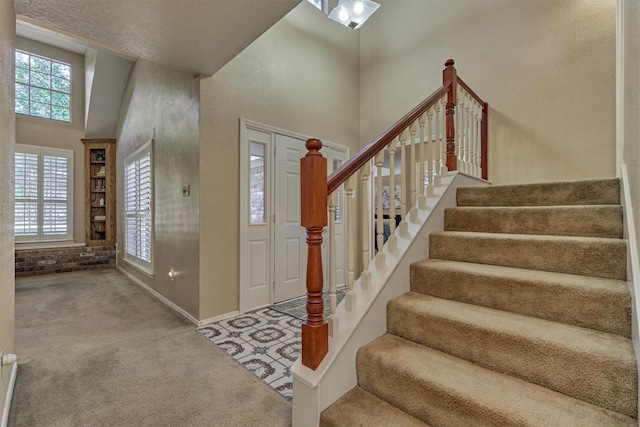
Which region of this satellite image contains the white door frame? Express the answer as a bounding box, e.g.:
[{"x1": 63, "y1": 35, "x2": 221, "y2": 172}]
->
[{"x1": 239, "y1": 118, "x2": 350, "y2": 314}]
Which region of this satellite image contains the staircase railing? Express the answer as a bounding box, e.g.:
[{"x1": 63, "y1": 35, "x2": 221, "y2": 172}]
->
[{"x1": 300, "y1": 59, "x2": 488, "y2": 370}]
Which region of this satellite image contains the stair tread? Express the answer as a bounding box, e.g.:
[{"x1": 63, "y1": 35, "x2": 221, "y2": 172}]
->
[
  {"x1": 358, "y1": 334, "x2": 637, "y2": 427},
  {"x1": 448, "y1": 204, "x2": 620, "y2": 211},
  {"x1": 429, "y1": 231, "x2": 627, "y2": 280},
  {"x1": 412, "y1": 258, "x2": 629, "y2": 296},
  {"x1": 410, "y1": 258, "x2": 631, "y2": 337},
  {"x1": 388, "y1": 291, "x2": 637, "y2": 415},
  {"x1": 444, "y1": 205, "x2": 623, "y2": 238},
  {"x1": 390, "y1": 292, "x2": 634, "y2": 360},
  {"x1": 456, "y1": 178, "x2": 620, "y2": 207},
  {"x1": 432, "y1": 230, "x2": 625, "y2": 243},
  {"x1": 320, "y1": 386, "x2": 430, "y2": 427}
]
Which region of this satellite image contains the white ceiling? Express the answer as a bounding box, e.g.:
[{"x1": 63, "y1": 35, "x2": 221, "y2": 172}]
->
[{"x1": 14, "y1": 0, "x2": 302, "y2": 76}]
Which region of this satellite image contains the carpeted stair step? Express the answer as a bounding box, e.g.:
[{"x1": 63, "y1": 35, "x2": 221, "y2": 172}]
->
[
  {"x1": 320, "y1": 386, "x2": 430, "y2": 427},
  {"x1": 456, "y1": 178, "x2": 620, "y2": 207},
  {"x1": 387, "y1": 293, "x2": 637, "y2": 416},
  {"x1": 429, "y1": 231, "x2": 626, "y2": 280},
  {"x1": 410, "y1": 259, "x2": 631, "y2": 337},
  {"x1": 357, "y1": 334, "x2": 636, "y2": 427},
  {"x1": 444, "y1": 205, "x2": 623, "y2": 238}
]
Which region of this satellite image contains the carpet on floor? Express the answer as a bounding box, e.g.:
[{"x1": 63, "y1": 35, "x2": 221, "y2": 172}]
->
[{"x1": 9, "y1": 269, "x2": 291, "y2": 427}]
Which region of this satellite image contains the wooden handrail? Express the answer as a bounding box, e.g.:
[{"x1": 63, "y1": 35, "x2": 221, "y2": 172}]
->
[
  {"x1": 457, "y1": 77, "x2": 485, "y2": 107},
  {"x1": 327, "y1": 84, "x2": 450, "y2": 195}
]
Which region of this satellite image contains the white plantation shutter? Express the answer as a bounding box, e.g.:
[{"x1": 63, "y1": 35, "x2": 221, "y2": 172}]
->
[
  {"x1": 124, "y1": 141, "x2": 153, "y2": 272},
  {"x1": 15, "y1": 145, "x2": 73, "y2": 241},
  {"x1": 43, "y1": 154, "x2": 69, "y2": 235},
  {"x1": 15, "y1": 151, "x2": 39, "y2": 237}
]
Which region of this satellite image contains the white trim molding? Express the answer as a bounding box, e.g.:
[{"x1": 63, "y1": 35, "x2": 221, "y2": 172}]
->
[
  {"x1": 117, "y1": 265, "x2": 239, "y2": 328},
  {"x1": 620, "y1": 164, "x2": 640, "y2": 420},
  {"x1": 117, "y1": 265, "x2": 198, "y2": 324},
  {"x1": 196, "y1": 311, "x2": 241, "y2": 328},
  {"x1": 616, "y1": 0, "x2": 625, "y2": 178},
  {"x1": 15, "y1": 241, "x2": 84, "y2": 250},
  {"x1": 1, "y1": 361, "x2": 18, "y2": 427}
]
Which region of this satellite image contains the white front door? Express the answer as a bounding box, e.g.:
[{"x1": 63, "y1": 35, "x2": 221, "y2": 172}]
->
[
  {"x1": 273, "y1": 135, "x2": 349, "y2": 302},
  {"x1": 241, "y1": 120, "x2": 351, "y2": 312},
  {"x1": 273, "y1": 134, "x2": 307, "y2": 302}
]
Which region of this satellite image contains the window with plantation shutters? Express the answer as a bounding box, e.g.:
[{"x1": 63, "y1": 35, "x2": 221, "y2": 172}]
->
[
  {"x1": 124, "y1": 141, "x2": 153, "y2": 273},
  {"x1": 15, "y1": 144, "x2": 73, "y2": 242}
]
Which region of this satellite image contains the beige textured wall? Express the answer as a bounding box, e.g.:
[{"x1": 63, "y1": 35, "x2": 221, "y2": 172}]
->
[
  {"x1": 623, "y1": 0, "x2": 640, "y2": 248},
  {"x1": 15, "y1": 37, "x2": 86, "y2": 244},
  {"x1": 115, "y1": 60, "x2": 201, "y2": 318},
  {"x1": 360, "y1": 0, "x2": 616, "y2": 185},
  {"x1": 199, "y1": 2, "x2": 360, "y2": 318},
  {"x1": 0, "y1": 0, "x2": 16, "y2": 406}
]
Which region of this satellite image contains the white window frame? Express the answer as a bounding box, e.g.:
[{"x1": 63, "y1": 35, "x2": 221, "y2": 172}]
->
[
  {"x1": 15, "y1": 50, "x2": 72, "y2": 123},
  {"x1": 15, "y1": 143, "x2": 74, "y2": 243},
  {"x1": 123, "y1": 140, "x2": 154, "y2": 275}
]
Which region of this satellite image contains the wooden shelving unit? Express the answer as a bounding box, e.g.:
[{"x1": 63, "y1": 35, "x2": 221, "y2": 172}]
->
[{"x1": 82, "y1": 139, "x2": 116, "y2": 246}]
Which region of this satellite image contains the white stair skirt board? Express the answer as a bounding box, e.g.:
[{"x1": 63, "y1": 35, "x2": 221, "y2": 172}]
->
[
  {"x1": 621, "y1": 163, "x2": 640, "y2": 421},
  {"x1": 117, "y1": 266, "x2": 239, "y2": 328},
  {"x1": 1, "y1": 361, "x2": 18, "y2": 427},
  {"x1": 291, "y1": 172, "x2": 489, "y2": 427}
]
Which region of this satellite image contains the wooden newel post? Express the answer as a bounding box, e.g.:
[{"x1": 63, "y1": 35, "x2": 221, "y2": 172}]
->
[
  {"x1": 300, "y1": 138, "x2": 329, "y2": 370},
  {"x1": 443, "y1": 59, "x2": 458, "y2": 172}
]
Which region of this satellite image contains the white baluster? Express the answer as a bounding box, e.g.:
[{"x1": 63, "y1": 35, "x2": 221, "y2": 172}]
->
[
  {"x1": 345, "y1": 174, "x2": 357, "y2": 311},
  {"x1": 464, "y1": 91, "x2": 472, "y2": 175},
  {"x1": 426, "y1": 106, "x2": 435, "y2": 197},
  {"x1": 418, "y1": 113, "x2": 427, "y2": 209},
  {"x1": 457, "y1": 87, "x2": 466, "y2": 174},
  {"x1": 375, "y1": 149, "x2": 385, "y2": 269},
  {"x1": 440, "y1": 96, "x2": 448, "y2": 176},
  {"x1": 409, "y1": 121, "x2": 418, "y2": 223},
  {"x1": 468, "y1": 96, "x2": 476, "y2": 178},
  {"x1": 398, "y1": 132, "x2": 409, "y2": 238},
  {"x1": 327, "y1": 192, "x2": 338, "y2": 337},
  {"x1": 360, "y1": 162, "x2": 371, "y2": 289},
  {"x1": 387, "y1": 140, "x2": 398, "y2": 252}
]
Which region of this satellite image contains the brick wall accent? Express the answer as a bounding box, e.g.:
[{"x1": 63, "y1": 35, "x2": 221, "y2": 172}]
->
[{"x1": 15, "y1": 245, "x2": 116, "y2": 277}]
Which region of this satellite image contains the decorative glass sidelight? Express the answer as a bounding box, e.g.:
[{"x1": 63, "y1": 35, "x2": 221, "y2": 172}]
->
[{"x1": 249, "y1": 142, "x2": 266, "y2": 225}]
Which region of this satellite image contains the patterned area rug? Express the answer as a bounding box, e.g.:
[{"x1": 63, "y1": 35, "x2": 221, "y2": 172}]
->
[{"x1": 269, "y1": 287, "x2": 348, "y2": 321}]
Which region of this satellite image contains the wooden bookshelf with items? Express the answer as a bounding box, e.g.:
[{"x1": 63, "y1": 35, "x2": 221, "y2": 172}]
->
[{"x1": 82, "y1": 139, "x2": 116, "y2": 246}]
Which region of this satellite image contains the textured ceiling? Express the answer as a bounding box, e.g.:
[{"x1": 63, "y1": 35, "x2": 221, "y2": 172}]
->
[{"x1": 15, "y1": 0, "x2": 301, "y2": 76}]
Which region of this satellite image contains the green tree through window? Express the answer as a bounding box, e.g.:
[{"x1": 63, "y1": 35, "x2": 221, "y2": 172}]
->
[{"x1": 15, "y1": 50, "x2": 71, "y2": 122}]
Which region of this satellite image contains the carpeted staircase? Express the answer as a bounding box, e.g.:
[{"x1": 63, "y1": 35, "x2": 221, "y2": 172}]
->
[{"x1": 321, "y1": 178, "x2": 638, "y2": 427}]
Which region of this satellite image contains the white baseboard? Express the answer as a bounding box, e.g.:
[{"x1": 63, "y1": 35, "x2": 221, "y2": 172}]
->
[
  {"x1": 116, "y1": 266, "x2": 240, "y2": 328},
  {"x1": 620, "y1": 164, "x2": 640, "y2": 420},
  {"x1": 116, "y1": 266, "x2": 200, "y2": 325},
  {"x1": 1, "y1": 361, "x2": 18, "y2": 427},
  {"x1": 196, "y1": 311, "x2": 240, "y2": 328}
]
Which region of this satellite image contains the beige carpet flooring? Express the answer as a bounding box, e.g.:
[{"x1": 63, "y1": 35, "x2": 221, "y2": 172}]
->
[{"x1": 9, "y1": 269, "x2": 291, "y2": 427}]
